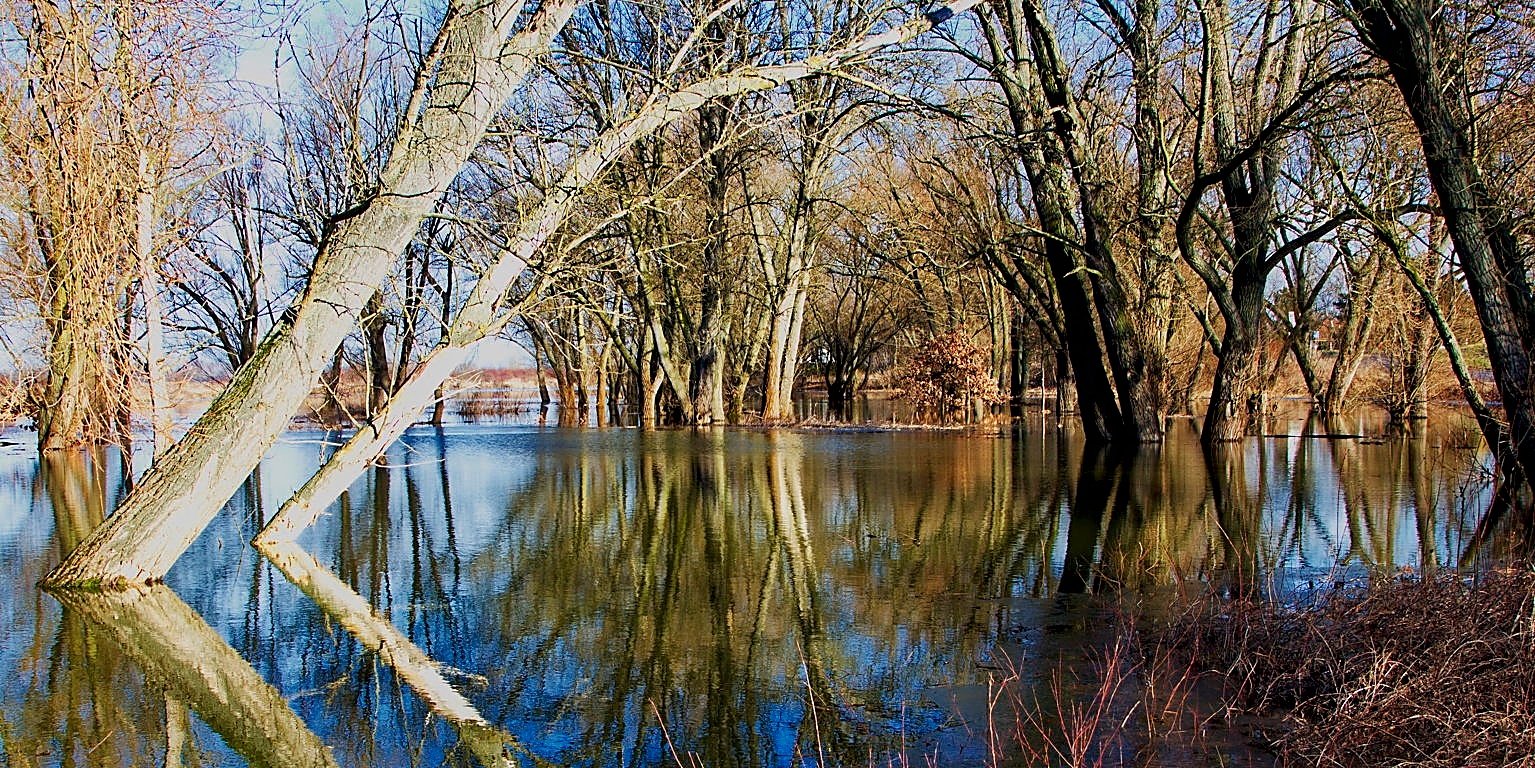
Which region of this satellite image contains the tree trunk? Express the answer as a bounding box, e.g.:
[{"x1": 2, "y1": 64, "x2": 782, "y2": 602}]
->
[
  {"x1": 1387, "y1": 220, "x2": 1504, "y2": 454},
  {"x1": 688, "y1": 100, "x2": 733, "y2": 427},
  {"x1": 1010, "y1": 307, "x2": 1028, "y2": 419},
  {"x1": 762, "y1": 268, "x2": 810, "y2": 422},
  {"x1": 1399, "y1": 313, "x2": 1435, "y2": 421},
  {"x1": 761, "y1": 158, "x2": 821, "y2": 422},
  {"x1": 138, "y1": 151, "x2": 174, "y2": 456},
  {"x1": 1055, "y1": 347, "x2": 1078, "y2": 416},
  {"x1": 1290, "y1": 325, "x2": 1324, "y2": 403},
  {"x1": 1203, "y1": 275, "x2": 1268, "y2": 441},
  {"x1": 1020, "y1": 0, "x2": 1166, "y2": 441},
  {"x1": 979, "y1": 9, "x2": 1122, "y2": 442},
  {"x1": 828, "y1": 377, "x2": 852, "y2": 421},
  {"x1": 1188, "y1": 0, "x2": 1312, "y2": 445},
  {"x1": 38, "y1": 319, "x2": 93, "y2": 452},
  {"x1": 363, "y1": 292, "x2": 391, "y2": 418}
]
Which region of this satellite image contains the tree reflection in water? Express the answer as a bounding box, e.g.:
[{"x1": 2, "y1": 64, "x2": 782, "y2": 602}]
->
[
  {"x1": 0, "y1": 417, "x2": 1500, "y2": 768},
  {"x1": 51, "y1": 586, "x2": 339, "y2": 768}
]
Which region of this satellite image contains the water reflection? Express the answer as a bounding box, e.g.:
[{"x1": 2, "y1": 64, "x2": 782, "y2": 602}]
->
[
  {"x1": 50, "y1": 586, "x2": 338, "y2": 768},
  {"x1": 43, "y1": 448, "x2": 121, "y2": 556},
  {"x1": 258, "y1": 538, "x2": 532, "y2": 768},
  {"x1": 0, "y1": 418, "x2": 1500, "y2": 768},
  {"x1": 7, "y1": 450, "x2": 334, "y2": 768}
]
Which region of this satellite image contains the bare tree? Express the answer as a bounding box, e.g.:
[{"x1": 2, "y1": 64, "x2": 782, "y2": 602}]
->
[
  {"x1": 1176, "y1": 0, "x2": 1361, "y2": 443},
  {"x1": 50, "y1": 0, "x2": 991, "y2": 567},
  {"x1": 170, "y1": 148, "x2": 283, "y2": 377},
  {"x1": 1340, "y1": 0, "x2": 1535, "y2": 485},
  {"x1": 0, "y1": 0, "x2": 226, "y2": 452}
]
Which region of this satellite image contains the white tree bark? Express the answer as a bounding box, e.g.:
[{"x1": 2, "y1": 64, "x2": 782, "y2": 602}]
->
[
  {"x1": 138, "y1": 150, "x2": 174, "y2": 456},
  {"x1": 45, "y1": 0, "x2": 580, "y2": 587}
]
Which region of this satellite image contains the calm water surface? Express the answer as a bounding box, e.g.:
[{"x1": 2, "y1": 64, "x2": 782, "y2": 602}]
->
[{"x1": 0, "y1": 417, "x2": 1499, "y2": 767}]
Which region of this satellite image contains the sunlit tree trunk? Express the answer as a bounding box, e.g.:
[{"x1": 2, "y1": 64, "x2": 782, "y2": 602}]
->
[
  {"x1": 762, "y1": 225, "x2": 813, "y2": 422},
  {"x1": 761, "y1": 72, "x2": 850, "y2": 422},
  {"x1": 47, "y1": 0, "x2": 581, "y2": 586}
]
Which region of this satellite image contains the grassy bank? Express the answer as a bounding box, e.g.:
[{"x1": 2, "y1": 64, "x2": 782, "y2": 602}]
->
[
  {"x1": 1164, "y1": 566, "x2": 1535, "y2": 767},
  {"x1": 992, "y1": 567, "x2": 1535, "y2": 767}
]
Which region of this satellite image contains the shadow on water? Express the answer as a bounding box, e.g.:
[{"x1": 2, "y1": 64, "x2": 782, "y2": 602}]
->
[{"x1": 0, "y1": 415, "x2": 1508, "y2": 768}]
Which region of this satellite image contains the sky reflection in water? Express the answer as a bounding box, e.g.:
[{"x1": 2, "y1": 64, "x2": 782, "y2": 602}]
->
[{"x1": 0, "y1": 418, "x2": 1496, "y2": 767}]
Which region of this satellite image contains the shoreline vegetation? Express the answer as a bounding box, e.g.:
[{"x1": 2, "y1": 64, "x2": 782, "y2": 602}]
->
[
  {"x1": 0, "y1": 351, "x2": 1504, "y2": 435},
  {"x1": 979, "y1": 566, "x2": 1535, "y2": 768}
]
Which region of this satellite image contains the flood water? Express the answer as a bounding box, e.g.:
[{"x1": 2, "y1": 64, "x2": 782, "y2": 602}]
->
[{"x1": 0, "y1": 414, "x2": 1502, "y2": 767}]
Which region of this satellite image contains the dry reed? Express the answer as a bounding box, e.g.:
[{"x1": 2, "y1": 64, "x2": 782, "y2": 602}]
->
[{"x1": 1163, "y1": 567, "x2": 1535, "y2": 768}]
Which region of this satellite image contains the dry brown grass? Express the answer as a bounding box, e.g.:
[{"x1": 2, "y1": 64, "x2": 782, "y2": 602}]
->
[{"x1": 1163, "y1": 567, "x2": 1535, "y2": 768}]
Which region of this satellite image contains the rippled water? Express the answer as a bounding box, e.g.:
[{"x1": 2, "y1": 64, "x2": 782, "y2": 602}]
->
[{"x1": 0, "y1": 416, "x2": 1498, "y2": 767}]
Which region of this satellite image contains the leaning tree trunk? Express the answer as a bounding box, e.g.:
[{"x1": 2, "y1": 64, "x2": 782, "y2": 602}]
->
[
  {"x1": 44, "y1": 0, "x2": 580, "y2": 587},
  {"x1": 252, "y1": 0, "x2": 992, "y2": 542}
]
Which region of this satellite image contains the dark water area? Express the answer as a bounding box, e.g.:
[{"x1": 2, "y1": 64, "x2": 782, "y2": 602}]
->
[{"x1": 0, "y1": 414, "x2": 1501, "y2": 767}]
